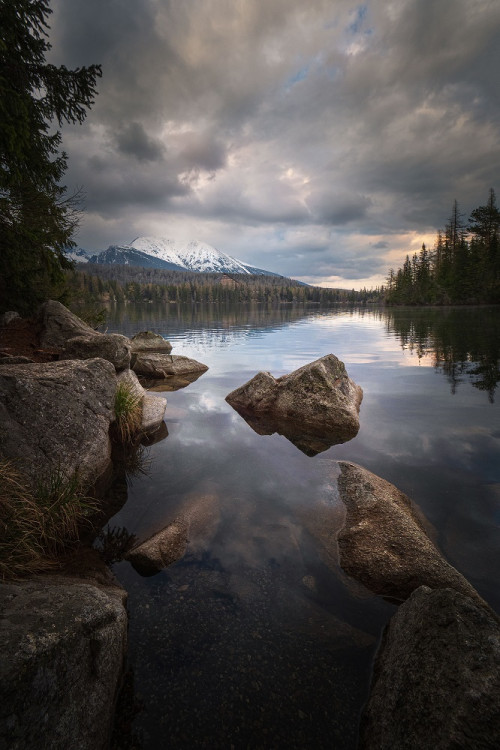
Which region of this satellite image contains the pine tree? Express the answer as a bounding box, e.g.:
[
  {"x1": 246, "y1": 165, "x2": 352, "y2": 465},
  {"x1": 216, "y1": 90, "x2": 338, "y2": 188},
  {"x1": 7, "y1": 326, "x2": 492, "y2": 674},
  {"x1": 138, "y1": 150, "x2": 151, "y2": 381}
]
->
[{"x1": 0, "y1": 0, "x2": 101, "y2": 313}]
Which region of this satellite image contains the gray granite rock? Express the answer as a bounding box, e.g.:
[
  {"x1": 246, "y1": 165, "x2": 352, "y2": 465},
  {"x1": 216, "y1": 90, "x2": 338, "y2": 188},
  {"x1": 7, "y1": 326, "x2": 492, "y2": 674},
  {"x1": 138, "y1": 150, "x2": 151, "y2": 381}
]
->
[
  {"x1": 39, "y1": 301, "x2": 131, "y2": 371},
  {"x1": 0, "y1": 577, "x2": 127, "y2": 750},
  {"x1": 116, "y1": 368, "x2": 167, "y2": 435},
  {"x1": 337, "y1": 461, "x2": 486, "y2": 605},
  {"x1": 39, "y1": 300, "x2": 98, "y2": 348},
  {"x1": 360, "y1": 586, "x2": 500, "y2": 750},
  {"x1": 225, "y1": 354, "x2": 362, "y2": 444},
  {"x1": 0, "y1": 358, "x2": 116, "y2": 489},
  {"x1": 62, "y1": 333, "x2": 131, "y2": 372},
  {"x1": 130, "y1": 330, "x2": 172, "y2": 353},
  {"x1": 132, "y1": 352, "x2": 208, "y2": 379}
]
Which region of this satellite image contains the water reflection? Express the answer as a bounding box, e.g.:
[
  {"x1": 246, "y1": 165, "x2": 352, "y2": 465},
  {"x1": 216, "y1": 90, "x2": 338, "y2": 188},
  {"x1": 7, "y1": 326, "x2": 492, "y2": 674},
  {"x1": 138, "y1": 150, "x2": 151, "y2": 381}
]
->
[
  {"x1": 385, "y1": 306, "x2": 500, "y2": 401},
  {"x1": 100, "y1": 302, "x2": 500, "y2": 748},
  {"x1": 231, "y1": 407, "x2": 358, "y2": 456}
]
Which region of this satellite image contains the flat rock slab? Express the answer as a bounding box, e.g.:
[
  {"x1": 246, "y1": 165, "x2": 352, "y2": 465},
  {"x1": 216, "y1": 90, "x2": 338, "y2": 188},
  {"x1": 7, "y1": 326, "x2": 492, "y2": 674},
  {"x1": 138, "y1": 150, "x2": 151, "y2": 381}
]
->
[
  {"x1": 0, "y1": 358, "x2": 116, "y2": 488},
  {"x1": 0, "y1": 578, "x2": 127, "y2": 750},
  {"x1": 130, "y1": 331, "x2": 172, "y2": 353},
  {"x1": 225, "y1": 354, "x2": 363, "y2": 444},
  {"x1": 132, "y1": 352, "x2": 208, "y2": 379},
  {"x1": 360, "y1": 586, "x2": 500, "y2": 750},
  {"x1": 337, "y1": 461, "x2": 486, "y2": 606}
]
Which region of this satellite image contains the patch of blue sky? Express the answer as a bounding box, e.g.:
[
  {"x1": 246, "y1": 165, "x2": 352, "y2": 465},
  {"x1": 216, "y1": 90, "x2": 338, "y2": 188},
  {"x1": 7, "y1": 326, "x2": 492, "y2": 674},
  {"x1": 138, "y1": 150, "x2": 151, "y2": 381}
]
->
[
  {"x1": 347, "y1": 5, "x2": 368, "y2": 35},
  {"x1": 285, "y1": 65, "x2": 310, "y2": 92}
]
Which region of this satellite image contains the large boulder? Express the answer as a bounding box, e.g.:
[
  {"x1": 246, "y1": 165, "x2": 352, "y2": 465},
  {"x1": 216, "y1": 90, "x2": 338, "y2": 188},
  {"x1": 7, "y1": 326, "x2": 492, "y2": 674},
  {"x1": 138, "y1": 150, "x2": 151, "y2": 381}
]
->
[
  {"x1": 116, "y1": 368, "x2": 167, "y2": 435},
  {"x1": 225, "y1": 354, "x2": 363, "y2": 446},
  {"x1": 130, "y1": 330, "x2": 172, "y2": 354},
  {"x1": 62, "y1": 333, "x2": 131, "y2": 372},
  {"x1": 337, "y1": 461, "x2": 486, "y2": 605},
  {"x1": 360, "y1": 586, "x2": 500, "y2": 750},
  {"x1": 132, "y1": 352, "x2": 208, "y2": 379},
  {"x1": 0, "y1": 358, "x2": 116, "y2": 489},
  {"x1": 39, "y1": 300, "x2": 100, "y2": 347},
  {"x1": 39, "y1": 301, "x2": 131, "y2": 371},
  {"x1": 0, "y1": 577, "x2": 127, "y2": 750}
]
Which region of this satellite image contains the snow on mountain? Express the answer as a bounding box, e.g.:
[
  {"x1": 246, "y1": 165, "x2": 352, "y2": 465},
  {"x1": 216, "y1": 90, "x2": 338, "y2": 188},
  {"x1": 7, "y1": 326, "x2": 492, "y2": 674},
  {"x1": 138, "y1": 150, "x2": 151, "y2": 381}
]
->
[
  {"x1": 129, "y1": 237, "x2": 262, "y2": 275},
  {"x1": 82, "y1": 236, "x2": 281, "y2": 277},
  {"x1": 64, "y1": 247, "x2": 93, "y2": 263}
]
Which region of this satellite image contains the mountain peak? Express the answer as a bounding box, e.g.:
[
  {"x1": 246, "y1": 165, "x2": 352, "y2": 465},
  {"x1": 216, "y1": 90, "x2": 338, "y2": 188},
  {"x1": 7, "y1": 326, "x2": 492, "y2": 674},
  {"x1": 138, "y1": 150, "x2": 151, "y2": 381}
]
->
[{"x1": 76, "y1": 236, "x2": 281, "y2": 277}]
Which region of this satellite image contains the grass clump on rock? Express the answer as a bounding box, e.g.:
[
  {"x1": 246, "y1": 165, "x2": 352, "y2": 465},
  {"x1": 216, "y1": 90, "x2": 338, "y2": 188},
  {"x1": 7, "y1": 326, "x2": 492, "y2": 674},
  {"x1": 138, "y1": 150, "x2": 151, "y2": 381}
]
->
[
  {"x1": 0, "y1": 460, "x2": 98, "y2": 580},
  {"x1": 113, "y1": 381, "x2": 143, "y2": 443}
]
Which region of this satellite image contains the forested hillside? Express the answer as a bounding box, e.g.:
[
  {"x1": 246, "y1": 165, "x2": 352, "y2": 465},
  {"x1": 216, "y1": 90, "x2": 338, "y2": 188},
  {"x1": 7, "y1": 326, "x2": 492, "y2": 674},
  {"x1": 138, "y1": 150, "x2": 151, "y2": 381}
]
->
[
  {"x1": 66, "y1": 264, "x2": 383, "y2": 306},
  {"x1": 386, "y1": 190, "x2": 500, "y2": 305}
]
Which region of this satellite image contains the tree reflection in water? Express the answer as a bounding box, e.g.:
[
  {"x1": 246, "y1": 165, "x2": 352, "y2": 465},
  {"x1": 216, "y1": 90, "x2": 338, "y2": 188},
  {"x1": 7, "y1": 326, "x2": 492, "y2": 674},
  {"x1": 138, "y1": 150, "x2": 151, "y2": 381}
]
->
[{"x1": 385, "y1": 306, "x2": 500, "y2": 402}]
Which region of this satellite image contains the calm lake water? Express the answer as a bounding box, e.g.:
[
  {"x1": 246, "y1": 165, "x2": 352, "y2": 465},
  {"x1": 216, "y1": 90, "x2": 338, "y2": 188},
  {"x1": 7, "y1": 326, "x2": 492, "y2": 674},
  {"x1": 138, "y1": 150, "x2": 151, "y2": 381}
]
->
[{"x1": 102, "y1": 303, "x2": 500, "y2": 749}]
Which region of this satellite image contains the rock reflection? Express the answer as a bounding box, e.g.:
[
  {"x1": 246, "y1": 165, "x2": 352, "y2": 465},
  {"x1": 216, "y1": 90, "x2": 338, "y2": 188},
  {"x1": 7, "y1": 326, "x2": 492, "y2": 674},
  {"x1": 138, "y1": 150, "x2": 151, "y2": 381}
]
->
[
  {"x1": 229, "y1": 406, "x2": 359, "y2": 456},
  {"x1": 139, "y1": 370, "x2": 205, "y2": 392}
]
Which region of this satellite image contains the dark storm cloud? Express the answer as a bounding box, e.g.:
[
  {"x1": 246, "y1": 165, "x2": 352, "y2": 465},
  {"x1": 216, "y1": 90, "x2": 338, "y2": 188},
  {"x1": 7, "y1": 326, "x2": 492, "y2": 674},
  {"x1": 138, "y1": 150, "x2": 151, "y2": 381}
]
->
[
  {"x1": 49, "y1": 0, "x2": 500, "y2": 284},
  {"x1": 114, "y1": 123, "x2": 165, "y2": 162}
]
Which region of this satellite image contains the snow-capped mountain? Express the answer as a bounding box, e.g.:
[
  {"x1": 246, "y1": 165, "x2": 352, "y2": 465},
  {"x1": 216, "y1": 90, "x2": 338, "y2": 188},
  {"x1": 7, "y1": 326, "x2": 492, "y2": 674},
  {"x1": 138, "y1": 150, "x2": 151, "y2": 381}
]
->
[
  {"x1": 64, "y1": 247, "x2": 93, "y2": 263},
  {"x1": 76, "y1": 237, "x2": 281, "y2": 277}
]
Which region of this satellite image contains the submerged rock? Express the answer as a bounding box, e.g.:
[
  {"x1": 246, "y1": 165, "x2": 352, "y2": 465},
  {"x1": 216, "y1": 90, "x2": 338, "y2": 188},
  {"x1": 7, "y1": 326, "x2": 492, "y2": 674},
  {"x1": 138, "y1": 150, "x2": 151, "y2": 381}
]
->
[
  {"x1": 126, "y1": 493, "x2": 219, "y2": 576},
  {"x1": 39, "y1": 300, "x2": 131, "y2": 371},
  {"x1": 130, "y1": 330, "x2": 172, "y2": 354},
  {"x1": 0, "y1": 358, "x2": 116, "y2": 489},
  {"x1": 360, "y1": 586, "x2": 500, "y2": 750},
  {"x1": 0, "y1": 577, "x2": 127, "y2": 750},
  {"x1": 126, "y1": 520, "x2": 189, "y2": 576},
  {"x1": 132, "y1": 352, "x2": 208, "y2": 379},
  {"x1": 337, "y1": 461, "x2": 486, "y2": 606},
  {"x1": 225, "y1": 354, "x2": 362, "y2": 447}
]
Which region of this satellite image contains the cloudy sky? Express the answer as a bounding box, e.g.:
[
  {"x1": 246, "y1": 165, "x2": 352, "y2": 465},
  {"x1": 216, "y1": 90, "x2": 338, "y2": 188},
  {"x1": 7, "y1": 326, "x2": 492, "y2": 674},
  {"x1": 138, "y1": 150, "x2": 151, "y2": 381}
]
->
[{"x1": 49, "y1": 0, "x2": 500, "y2": 288}]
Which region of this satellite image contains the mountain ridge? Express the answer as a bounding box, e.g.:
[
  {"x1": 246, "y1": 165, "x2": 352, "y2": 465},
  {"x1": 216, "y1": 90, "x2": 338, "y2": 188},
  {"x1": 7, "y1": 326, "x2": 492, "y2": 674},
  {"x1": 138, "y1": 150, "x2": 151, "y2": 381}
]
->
[{"x1": 69, "y1": 237, "x2": 281, "y2": 278}]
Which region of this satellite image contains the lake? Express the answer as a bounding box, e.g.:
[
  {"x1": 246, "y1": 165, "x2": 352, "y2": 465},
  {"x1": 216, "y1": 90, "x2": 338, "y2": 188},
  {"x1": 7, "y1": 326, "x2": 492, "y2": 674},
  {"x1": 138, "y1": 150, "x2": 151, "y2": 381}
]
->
[{"x1": 102, "y1": 303, "x2": 500, "y2": 749}]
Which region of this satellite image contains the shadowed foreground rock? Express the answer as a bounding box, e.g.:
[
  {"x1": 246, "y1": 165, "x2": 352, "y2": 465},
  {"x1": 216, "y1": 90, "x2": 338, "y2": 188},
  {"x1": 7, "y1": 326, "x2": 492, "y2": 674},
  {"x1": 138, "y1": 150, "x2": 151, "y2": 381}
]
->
[
  {"x1": 360, "y1": 586, "x2": 500, "y2": 750},
  {"x1": 0, "y1": 358, "x2": 116, "y2": 488},
  {"x1": 132, "y1": 352, "x2": 208, "y2": 379},
  {"x1": 39, "y1": 300, "x2": 131, "y2": 371},
  {"x1": 0, "y1": 577, "x2": 127, "y2": 750},
  {"x1": 226, "y1": 354, "x2": 362, "y2": 445},
  {"x1": 337, "y1": 461, "x2": 486, "y2": 606}
]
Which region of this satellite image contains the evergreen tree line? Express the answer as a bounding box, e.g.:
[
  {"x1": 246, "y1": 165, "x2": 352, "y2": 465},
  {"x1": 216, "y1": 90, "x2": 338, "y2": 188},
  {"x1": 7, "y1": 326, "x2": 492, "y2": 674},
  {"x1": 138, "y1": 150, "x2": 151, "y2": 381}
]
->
[
  {"x1": 66, "y1": 264, "x2": 384, "y2": 306},
  {"x1": 0, "y1": 1, "x2": 101, "y2": 314},
  {"x1": 385, "y1": 190, "x2": 500, "y2": 305}
]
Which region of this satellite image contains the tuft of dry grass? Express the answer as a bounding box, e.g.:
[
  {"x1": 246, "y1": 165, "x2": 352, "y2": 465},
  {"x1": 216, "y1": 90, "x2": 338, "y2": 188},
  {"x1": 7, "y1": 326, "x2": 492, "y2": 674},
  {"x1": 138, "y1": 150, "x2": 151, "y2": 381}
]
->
[
  {"x1": 0, "y1": 459, "x2": 98, "y2": 580},
  {"x1": 113, "y1": 381, "x2": 143, "y2": 443}
]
